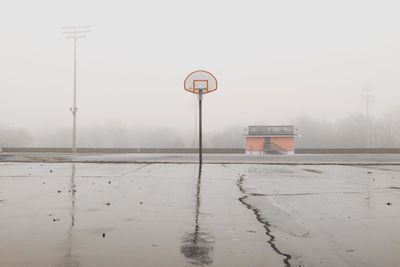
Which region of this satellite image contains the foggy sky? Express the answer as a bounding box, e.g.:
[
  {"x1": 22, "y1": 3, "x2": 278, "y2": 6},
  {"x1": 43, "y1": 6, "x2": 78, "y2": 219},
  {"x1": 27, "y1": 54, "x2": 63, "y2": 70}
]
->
[{"x1": 1, "y1": 0, "x2": 400, "y2": 135}]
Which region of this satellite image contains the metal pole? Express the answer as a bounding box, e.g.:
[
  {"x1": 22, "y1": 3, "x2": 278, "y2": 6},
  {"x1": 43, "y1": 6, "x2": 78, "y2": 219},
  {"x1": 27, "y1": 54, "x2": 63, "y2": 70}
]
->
[
  {"x1": 198, "y1": 92, "x2": 203, "y2": 164},
  {"x1": 365, "y1": 89, "x2": 370, "y2": 153},
  {"x1": 62, "y1": 25, "x2": 90, "y2": 154},
  {"x1": 72, "y1": 31, "x2": 77, "y2": 153},
  {"x1": 194, "y1": 98, "x2": 197, "y2": 149}
]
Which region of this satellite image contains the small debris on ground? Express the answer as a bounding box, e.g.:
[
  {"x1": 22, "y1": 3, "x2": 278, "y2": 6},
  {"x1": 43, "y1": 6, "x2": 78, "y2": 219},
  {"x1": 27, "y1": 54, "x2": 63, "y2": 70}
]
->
[
  {"x1": 346, "y1": 249, "x2": 355, "y2": 252},
  {"x1": 50, "y1": 170, "x2": 53, "y2": 173},
  {"x1": 367, "y1": 171, "x2": 372, "y2": 174},
  {"x1": 53, "y1": 218, "x2": 60, "y2": 222},
  {"x1": 57, "y1": 190, "x2": 62, "y2": 193},
  {"x1": 301, "y1": 232, "x2": 310, "y2": 237},
  {"x1": 386, "y1": 202, "x2": 392, "y2": 206},
  {"x1": 140, "y1": 201, "x2": 143, "y2": 205},
  {"x1": 108, "y1": 181, "x2": 111, "y2": 184},
  {"x1": 105, "y1": 202, "x2": 111, "y2": 206},
  {"x1": 102, "y1": 233, "x2": 106, "y2": 238}
]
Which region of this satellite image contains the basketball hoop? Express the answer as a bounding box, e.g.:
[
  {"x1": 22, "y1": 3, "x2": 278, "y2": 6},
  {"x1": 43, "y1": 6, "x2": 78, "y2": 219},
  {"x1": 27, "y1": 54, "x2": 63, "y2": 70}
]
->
[
  {"x1": 184, "y1": 70, "x2": 218, "y2": 165},
  {"x1": 184, "y1": 70, "x2": 218, "y2": 95}
]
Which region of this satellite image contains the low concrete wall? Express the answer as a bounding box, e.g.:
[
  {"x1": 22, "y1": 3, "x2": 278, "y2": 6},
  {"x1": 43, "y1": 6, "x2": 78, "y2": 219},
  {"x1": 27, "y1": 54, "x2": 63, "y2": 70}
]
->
[
  {"x1": 2, "y1": 147, "x2": 400, "y2": 154},
  {"x1": 295, "y1": 148, "x2": 400, "y2": 154},
  {"x1": 1, "y1": 147, "x2": 245, "y2": 154},
  {"x1": 3, "y1": 147, "x2": 74, "y2": 153}
]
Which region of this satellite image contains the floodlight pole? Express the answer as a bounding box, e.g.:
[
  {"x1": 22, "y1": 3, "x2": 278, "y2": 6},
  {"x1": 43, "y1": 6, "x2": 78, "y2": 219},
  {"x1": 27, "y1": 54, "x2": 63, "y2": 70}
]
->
[
  {"x1": 62, "y1": 26, "x2": 90, "y2": 153},
  {"x1": 198, "y1": 91, "x2": 203, "y2": 164},
  {"x1": 72, "y1": 35, "x2": 77, "y2": 153},
  {"x1": 363, "y1": 88, "x2": 371, "y2": 153}
]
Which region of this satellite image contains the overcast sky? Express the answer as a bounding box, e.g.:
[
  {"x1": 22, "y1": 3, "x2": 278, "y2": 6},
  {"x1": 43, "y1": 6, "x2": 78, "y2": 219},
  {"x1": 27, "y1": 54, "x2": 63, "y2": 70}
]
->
[{"x1": 1, "y1": 0, "x2": 399, "y2": 133}]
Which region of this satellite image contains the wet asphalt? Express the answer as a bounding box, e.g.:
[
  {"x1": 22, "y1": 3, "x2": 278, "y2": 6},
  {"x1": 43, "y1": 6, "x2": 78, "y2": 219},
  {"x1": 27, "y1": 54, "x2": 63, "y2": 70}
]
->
[
  {"x1": 2, "y1": 152, "x2": 400, "y2": 165},
  {"x1": 0, "y1": 161, "x2": 400, "y2": 267}
]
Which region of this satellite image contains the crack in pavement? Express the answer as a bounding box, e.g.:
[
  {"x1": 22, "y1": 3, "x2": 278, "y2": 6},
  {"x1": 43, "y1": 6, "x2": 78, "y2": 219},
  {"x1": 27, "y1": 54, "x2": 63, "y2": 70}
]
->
[
  {"x1": 236, "y1": 174, "x2": 292, "y2": 267},
  {"x1": 118, "y1": 163, "x2": 152, "y2": 177},
  {"x1": 302, "y1": 168, "x2": 324, "y2": 174}
]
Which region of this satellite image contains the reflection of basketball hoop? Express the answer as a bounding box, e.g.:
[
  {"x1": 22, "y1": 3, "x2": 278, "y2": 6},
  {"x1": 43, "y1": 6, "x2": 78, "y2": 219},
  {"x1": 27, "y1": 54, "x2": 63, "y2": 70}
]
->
[
  {"x1": 184, "y1": 70, "x2": 218, "y2": 95},
  {"x1": 184, "y1": 70, "x2": 218, "y2": 164}
]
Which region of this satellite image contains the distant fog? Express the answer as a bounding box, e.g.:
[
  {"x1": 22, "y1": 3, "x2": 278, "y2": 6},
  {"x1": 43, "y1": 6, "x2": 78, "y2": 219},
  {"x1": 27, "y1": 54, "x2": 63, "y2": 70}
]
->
[{"x1": 2, "y1": 1, "x2": 400, "y2": 149}]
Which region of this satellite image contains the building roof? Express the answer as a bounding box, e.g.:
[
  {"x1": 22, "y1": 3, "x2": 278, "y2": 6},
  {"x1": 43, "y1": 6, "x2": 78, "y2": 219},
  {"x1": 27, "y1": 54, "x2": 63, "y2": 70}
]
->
[{"x1": 246, "y1": 125, "x2": 294, "y2": 136}]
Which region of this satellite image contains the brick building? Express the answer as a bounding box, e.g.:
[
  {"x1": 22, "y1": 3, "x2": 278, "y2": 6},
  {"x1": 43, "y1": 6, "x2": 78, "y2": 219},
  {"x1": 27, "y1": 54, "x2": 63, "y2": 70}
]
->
[{"x1": 245, "y1": 125, "x2": 295, "y2": 154}]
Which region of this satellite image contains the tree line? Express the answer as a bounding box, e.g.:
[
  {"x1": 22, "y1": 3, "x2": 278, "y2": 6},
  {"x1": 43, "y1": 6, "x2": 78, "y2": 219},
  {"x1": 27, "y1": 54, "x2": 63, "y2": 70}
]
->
[{"x1": 1, "y1": 109, "x2": 400, "y2": 148}]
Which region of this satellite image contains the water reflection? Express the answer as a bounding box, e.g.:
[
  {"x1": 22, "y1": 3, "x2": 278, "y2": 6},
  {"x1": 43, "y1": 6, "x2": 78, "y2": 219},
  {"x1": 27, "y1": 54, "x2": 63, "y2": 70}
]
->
[
  {"x1": 63, "y1": 163, "x2": 80, "y2": 267},
  {"x1": 366, "y1": 170, "x2": 371, "y2": 210},
  {"x1": 70, "y1": 164, "x2": 76, "y2": 227},
  {"x1": 180, "y1": 164, "x2": 214, "y2": 266}
]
